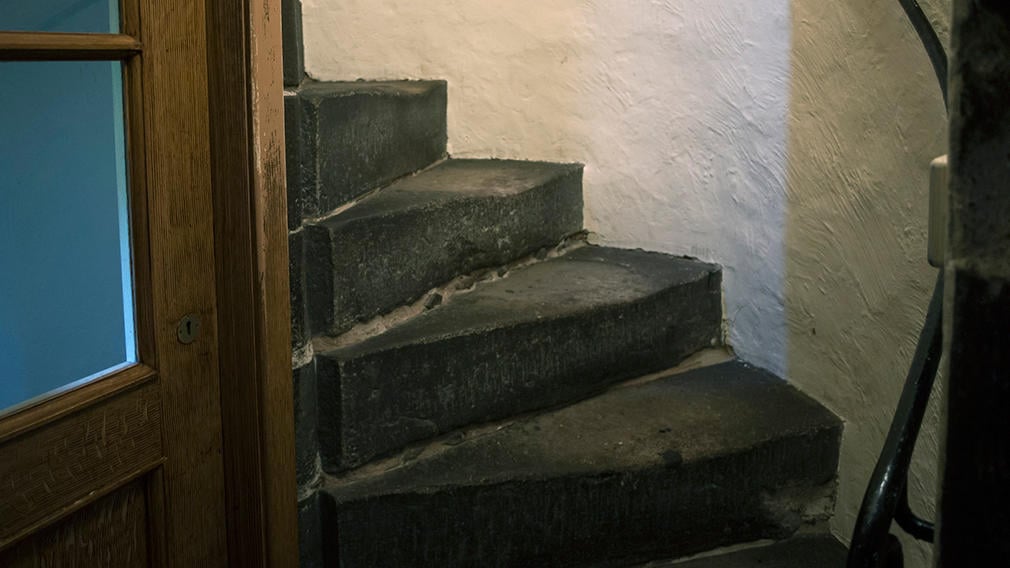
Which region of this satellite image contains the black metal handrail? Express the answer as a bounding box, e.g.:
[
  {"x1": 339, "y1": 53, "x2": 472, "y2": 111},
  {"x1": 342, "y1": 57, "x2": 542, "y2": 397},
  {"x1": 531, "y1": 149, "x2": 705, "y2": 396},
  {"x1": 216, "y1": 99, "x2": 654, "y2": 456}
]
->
[
  {"x1": 848, "y1": 274, "x2": 943, "y2": 567},
  {"x1": 897, "y1": 0, "x2": 949, "y2": 107},
  {"x1": 846, "y1": 1, "x2": 949, "y2": 566}
]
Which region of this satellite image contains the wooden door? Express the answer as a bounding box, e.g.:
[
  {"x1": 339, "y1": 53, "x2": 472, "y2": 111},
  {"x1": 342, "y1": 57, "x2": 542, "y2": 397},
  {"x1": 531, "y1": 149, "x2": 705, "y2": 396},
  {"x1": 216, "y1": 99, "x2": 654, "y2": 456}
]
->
[{"x1": 0, "y1": 1, "x2": 229, "y2": 565}]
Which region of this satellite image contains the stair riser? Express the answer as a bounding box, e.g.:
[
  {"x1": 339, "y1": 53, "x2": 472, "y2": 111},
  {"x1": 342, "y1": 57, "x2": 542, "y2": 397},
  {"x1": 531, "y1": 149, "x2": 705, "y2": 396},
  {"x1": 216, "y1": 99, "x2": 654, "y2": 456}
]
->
[
  {"x1": 293, "y1": 360, "x2": 319, "y2": 488},
  {"x1": 285, "y1": 93, "x2": 306, "y2": 231},
  {"x1": 286, "y1": 82, "x2": 448, "y2": 225},
  {"x1": 316, "y1": 272, "x2": 722, "y2": 471},
  {"x1": 299, "y1": 492, "x2": 323, "y2": 568},
  {"x1": 321, "y1": 428, "x2": 840, "y2": 567},
  {"x1": 290, "y1": 230, "x2": 307, "y2": 351},
  {"x1": 304, "y1": 168, "x2": 583, "y2": 336}
]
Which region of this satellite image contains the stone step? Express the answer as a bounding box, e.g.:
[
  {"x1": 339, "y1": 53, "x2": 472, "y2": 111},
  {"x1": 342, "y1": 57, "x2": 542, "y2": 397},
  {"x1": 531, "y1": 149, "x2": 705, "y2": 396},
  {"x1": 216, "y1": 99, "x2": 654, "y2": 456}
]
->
[
  {"x1": 285, "y1": 80, "x2": 447, "y2": 228},
  {"x1": 318, "y1": 361, "x2": 842, "y2": 567},
  {"x1": 642, "y1": 536, "x2": 847, "y2": 567},
  {"x1": 313, "y1": 246, "x2": 722, "y2": 471},
  {"x1": 303, "y1": 158, "x2": 583, "y2": 336}
]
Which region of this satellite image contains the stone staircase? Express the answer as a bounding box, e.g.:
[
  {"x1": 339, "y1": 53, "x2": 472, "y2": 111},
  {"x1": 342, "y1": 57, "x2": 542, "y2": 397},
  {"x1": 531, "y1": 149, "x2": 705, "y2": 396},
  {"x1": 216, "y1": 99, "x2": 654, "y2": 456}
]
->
[{"x1": 285, "y1": 76, "x2": 846, "y2": 566}]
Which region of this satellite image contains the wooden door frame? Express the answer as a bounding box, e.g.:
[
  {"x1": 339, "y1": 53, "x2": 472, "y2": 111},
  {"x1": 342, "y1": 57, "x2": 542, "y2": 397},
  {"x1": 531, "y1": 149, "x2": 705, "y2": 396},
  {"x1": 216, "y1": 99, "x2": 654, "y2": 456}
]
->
[{"x1": 205, "y1": 0, "x2": 298, "y2": 566}]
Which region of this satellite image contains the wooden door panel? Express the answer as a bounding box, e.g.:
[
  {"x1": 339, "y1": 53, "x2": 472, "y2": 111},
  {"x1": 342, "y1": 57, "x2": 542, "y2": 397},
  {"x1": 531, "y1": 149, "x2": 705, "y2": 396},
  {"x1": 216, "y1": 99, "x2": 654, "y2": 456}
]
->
[
  {"x1": 0, "y1": 378, "x2": 162, "y2": 549},
  {"x1": 0, "y1": 375, "x2": 161, "y2": 549},
  {"x1": 0, "y1": 0, "x2": 296, "y2": 564},
  {"x1": 0, "y1": 0, "x2": 227, "y2": 564},
  {"x1": 0, "y1": 478, "x2": 149, "y2": 567}
]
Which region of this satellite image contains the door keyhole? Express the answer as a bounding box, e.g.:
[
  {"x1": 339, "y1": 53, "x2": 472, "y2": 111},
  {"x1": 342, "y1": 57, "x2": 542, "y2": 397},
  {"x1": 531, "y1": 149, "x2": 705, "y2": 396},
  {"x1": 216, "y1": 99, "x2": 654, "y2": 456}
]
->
[{"x1": 177, "y1": 314, "x2": 201, "y2": 344}]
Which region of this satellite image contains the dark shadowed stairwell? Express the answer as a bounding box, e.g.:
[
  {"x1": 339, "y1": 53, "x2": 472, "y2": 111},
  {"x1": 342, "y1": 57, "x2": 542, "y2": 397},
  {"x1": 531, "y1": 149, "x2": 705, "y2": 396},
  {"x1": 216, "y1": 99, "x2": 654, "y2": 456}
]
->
[{"x1": 281, "y1": 1, "x2": 847, "y2": 565}]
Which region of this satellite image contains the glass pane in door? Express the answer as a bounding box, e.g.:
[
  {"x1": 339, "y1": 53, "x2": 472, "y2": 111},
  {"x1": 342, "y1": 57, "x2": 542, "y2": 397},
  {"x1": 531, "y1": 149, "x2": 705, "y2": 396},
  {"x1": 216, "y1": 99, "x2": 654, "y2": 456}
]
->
[
  {"x1": 0, "y1": 60, "x2": 135, "y2": 414},
  {"x1": 1, "y1": 0, "x2": 120, "y2": 33}
]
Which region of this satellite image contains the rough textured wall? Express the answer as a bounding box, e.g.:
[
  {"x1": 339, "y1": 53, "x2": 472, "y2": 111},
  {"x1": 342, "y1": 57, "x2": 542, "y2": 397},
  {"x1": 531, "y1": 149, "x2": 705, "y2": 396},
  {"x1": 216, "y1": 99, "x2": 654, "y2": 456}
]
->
[
  {"x1": 301, "y1": 0, "x2": 792, "y2": 376},
  {"x1": 785, "y1": 0, "x2": 949, "y2": 565},
  {"x1": 301, "y1": 0, "x2": 950, "y2": 562}
]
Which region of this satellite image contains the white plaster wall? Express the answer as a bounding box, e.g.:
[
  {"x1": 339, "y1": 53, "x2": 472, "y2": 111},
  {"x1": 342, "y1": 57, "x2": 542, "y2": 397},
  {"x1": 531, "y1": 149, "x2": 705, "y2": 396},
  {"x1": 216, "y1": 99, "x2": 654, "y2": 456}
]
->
[
  {"x1": 785, "y1": 1, "x2": 949, "y2": 565},
  {"x1": 302, "y1": 0, "x2": 792, "y2": 376},
  {"x1": 302, "y1": 0, "x2": 949, "y2": 563}
]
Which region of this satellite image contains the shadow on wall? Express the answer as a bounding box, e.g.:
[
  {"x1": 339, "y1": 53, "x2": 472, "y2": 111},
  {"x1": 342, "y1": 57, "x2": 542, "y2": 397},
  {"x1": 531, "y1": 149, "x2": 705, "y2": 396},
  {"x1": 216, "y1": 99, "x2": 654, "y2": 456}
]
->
[
  {"x1": 302, "y1": 0, "x2": 948, "y2": 561},
  {"x1": 784, "y1": 0, "x2": 948, "y2": 565}
]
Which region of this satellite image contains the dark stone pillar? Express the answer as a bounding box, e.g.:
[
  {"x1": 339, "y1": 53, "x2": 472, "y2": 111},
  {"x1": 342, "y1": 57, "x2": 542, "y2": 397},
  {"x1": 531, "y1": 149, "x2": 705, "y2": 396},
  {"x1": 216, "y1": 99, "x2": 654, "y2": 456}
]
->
[{"x1": 937, "y1": 1, "x2": 1010, "y2": 564}]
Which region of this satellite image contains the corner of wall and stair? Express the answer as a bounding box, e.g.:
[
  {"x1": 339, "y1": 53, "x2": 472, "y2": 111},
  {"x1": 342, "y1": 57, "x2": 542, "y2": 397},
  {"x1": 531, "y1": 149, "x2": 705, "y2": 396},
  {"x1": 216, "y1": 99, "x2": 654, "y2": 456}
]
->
[{"x1": 281, "y1": 0, "x2": 951, "y2": 566}]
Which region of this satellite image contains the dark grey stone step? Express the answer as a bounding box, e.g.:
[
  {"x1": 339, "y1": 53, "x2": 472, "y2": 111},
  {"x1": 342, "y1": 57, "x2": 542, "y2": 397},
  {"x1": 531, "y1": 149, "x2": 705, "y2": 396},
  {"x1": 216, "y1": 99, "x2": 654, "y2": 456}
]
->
[
  {"x1": 289, "y1": 230, "x2": 307, "y2": 350},
  {"x1": 286, "y1": 80, "x2": 447, "y2": 227},
  {"x1": 285, "y1": 91, "x2": 304, "y2": 230},
  {"x1": 318, "y1": 361, "x2": 843, "y2": 567},
  {"x1": 293, "y1": 359, "x2": 319, "y2": 488},
  {"x1": 314, "y1": 246, "x2": 722, "y2": 470},
  {"x1": 303, "y1": 158, "x2": 583, "y2": 335},
  {"x1": 298, "y1": 492, "x2": 323, "y2": 568},
  {"x1": 643, "y1": 536, "x2": 847, "y2": 567},
  {"x1": 281, "y1": 0, "x2": 303, "y2": 87}
]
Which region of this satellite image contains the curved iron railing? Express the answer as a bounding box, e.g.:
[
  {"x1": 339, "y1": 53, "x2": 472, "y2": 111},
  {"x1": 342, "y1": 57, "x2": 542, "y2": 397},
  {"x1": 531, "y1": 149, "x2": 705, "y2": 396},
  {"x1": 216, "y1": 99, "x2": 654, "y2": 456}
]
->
[
  {"x1": 848, "y1": 274, "x2": 943, "y2": 567},
  {"x1": 897, "y1": 0, "x2": 949, "y2": 107},
  {"x1": 847, "y1": 1, "x2": 948, "y2": 566}
]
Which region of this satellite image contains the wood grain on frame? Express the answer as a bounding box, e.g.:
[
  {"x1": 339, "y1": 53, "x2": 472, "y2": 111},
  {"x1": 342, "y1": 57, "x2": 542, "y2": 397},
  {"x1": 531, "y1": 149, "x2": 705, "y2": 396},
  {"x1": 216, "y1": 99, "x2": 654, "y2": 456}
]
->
[
  {"x1": 204, "y1": 0, "x2": 266, "y2": 561},
  {"x1": 0, "y1": 382, "x2": 162, "y2": 549},
  {"x1": 0, "y1": 365, "x2": 156, "y2": 445},
  {"x1": 247, "y1": 1, "x2": 299, "y2": 562},
  {"x1": 0, "y1": 32, "x2": 141, "y2": 60},
  {"x1": 137, "y1": 0, "x2": 228, "y2": 564},
  {"x1": 206, "y1": 0, "x2": 298, "y2": 564},
  {"x1": 0, "y1": 478, "x2": 149, "y2": 567}
]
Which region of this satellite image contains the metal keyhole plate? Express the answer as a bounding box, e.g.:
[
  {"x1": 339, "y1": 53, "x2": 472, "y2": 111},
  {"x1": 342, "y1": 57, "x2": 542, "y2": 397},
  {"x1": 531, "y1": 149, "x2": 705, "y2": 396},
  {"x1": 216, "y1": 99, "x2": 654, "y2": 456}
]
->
[{"x1": 177, "y1": 314, "x2": 201, "y2": 344}]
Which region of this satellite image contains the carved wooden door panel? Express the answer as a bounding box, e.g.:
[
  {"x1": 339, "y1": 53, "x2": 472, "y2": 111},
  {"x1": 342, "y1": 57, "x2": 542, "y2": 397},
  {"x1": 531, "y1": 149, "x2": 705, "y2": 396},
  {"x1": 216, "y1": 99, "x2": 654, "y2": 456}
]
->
[{"x1": 0, "y1": 1, "x2": 228, "y2": 565}]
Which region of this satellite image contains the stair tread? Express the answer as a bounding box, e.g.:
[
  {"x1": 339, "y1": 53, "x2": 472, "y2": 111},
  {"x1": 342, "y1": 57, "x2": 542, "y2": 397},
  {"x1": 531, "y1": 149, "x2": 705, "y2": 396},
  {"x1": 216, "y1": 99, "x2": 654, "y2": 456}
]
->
[
  {"x1": 286, "y1": 79, "x2": 447, "y2": 225},
  {"x1": 314, "y1": 245, "x2": 723, "y2": 470},
  {"x1": 324, "y1": 245, "x2": 716, "y2": 358},
  {"x1": 303, "y1": 158, "x2": 583, "y2": 336},
  {"x1": 324, "y1": 360, "x2": 841, "y2": 500},
  {"x1": 318, "y1": 361, "x2": 841, "y2": 566},
  {"x1": 298, "y1": 78, "x2": 445, "y2": 98},
  {"x1": 644, "y1": 536, "x2": 847, "y2": 567},
  {"x1": 315, "y1": 158, "x2": 583, "y2": 229}
]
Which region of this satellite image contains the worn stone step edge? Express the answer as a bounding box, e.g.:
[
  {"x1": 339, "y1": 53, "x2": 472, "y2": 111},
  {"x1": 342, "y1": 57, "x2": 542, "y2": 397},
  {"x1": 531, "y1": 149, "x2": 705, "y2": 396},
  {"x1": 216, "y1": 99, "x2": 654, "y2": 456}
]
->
[
  {"x1": 318, "y1": 232, "x2": 590, "y2": 351},
  {"x1": 292, "y1": 230, "x2": 585, "y2": 370},
  {"x1": 285, "y1": 79, "x2": 448, "y2": 228},
  {"x1": 303, "y1": 158, "x2": 585, "y2": 337},
  {"x1": 313, "y1": 246, "x2": 723, "y2": 470},
  {"x1": 318, "y1": 349, "x2": 734, "y2": 485},
  {"x1": 289, "y1": 158, "x2": 474, "y2": 354},
  {"x1": 294, "y1": 350, "x2": 733, "y2": 568},
  {"x1": 316, "y1": 360, "x2": 842, "y2": 567},
  {"x1": 639, "y1": 535, "x2": 848, "y2": 567},
  {"x1": 323, "y1": 358, "x2": 840, "y2": 496}
]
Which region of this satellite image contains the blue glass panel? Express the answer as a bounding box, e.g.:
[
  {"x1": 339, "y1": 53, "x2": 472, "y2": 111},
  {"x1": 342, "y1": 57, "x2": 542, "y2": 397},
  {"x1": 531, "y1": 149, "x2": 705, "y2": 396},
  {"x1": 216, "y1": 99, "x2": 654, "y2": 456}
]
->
[
  {"x1": 2, "y1": 0, "x2": 120, "y2": 33},
  {"x1": 0, "y1": 60, "x2": 135, "y2": 414}
]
